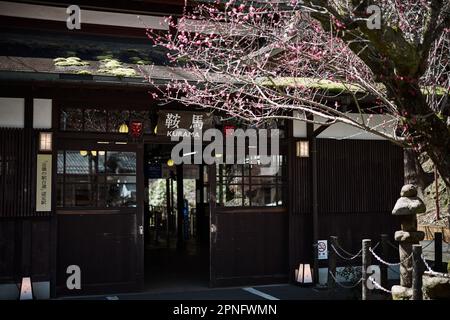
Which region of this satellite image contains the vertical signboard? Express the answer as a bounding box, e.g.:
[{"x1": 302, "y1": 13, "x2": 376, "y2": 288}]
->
[
  {"x1": 36, "y1": 154, "x2": 52, "y2": 212},
  {"x1": 317, "y1": 240, "x2": 328, "y2": 260}
]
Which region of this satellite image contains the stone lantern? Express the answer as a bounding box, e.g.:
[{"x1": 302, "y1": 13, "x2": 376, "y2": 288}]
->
[{"x1": 391, "y1": 184, "x2": 425, "y2": 299}]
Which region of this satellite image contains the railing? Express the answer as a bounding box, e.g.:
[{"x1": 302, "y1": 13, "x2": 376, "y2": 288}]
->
[{"x1": 323, "y1": 232, "x2": 448, "y2": 300}]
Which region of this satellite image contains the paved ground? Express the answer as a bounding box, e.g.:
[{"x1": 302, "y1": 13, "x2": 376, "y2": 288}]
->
[
  {"x1": 59, "y1": 283, "x2": 391, "y2": 300},
  {"x1": 421, "y1": 240, "x2": 450, "y2": 263}
]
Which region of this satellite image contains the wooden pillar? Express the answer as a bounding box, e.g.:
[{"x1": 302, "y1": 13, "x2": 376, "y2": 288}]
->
[
  {"x1": 312, "y1": 243, "x2": 319, "y2": 284},
  {"x1": 311, "y1": 137, "x2": 319, "y2": 284},
  {"x1": 22, "y1": 96, "x2": 33, "y2": 277},
  {"x1": 327, "y1": 236, "x2": 337, "y2": 289},
  {"x1": 412, "y1": 244, "x2": 423, "y2": 300},
  {"x1": 176, "y1": 165, "x2": 184, "y2": 250},
  {"x1": 434, "y1": 232, "x2": 443, "y2": 272},
  {"x1": 362, "y1": 239, "x2": 371, "y2": 301},
  {"x1": 380, "y1": 234, "x2": 389, "y2": 288}
]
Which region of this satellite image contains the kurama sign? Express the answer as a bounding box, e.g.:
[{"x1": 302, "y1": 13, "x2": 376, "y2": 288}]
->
[{"x1": 157, "y1": 110, "x2": 214, "y2": 138}]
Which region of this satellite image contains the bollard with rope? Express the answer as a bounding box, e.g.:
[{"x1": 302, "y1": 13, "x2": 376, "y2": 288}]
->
[
  {"x1": 327, "y1": 236, "x2": 338, "y2": 290},
  {"x1": 421, "y1": 253, "x2": 450, "y2": 277},
  {"x1": 362, "y1": 239, "x2": 371, "y2": 300},
  {"x1": 326, "y1": 236, "x2": 366, "y2": 292},
  {"x1": 380, "y1": 234, "x2": 389, "y2": 288},
  {"x1": 412, "y1": 244, "x2": 424, "y2": 300},
  {"x1": 434, "y1": 232, "x2": 443, "y2": 272},
  {"x1": 369, "y1": 246, "x2": 413, "y2": 266}
]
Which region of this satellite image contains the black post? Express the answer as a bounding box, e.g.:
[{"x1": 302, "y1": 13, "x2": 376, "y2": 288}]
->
[
  {"x1": 412, "y1": 244, "x2": 423, "y2": 300},
  {"x1": 311, "y1": 137, "x2": 319, "y2": 251},
  {"x1": 176, "y1": 165, "x2": 184, "y2": 250},
  {"x1": 313, "y1": 243, "x2": 319, "y2": 284},
  {"x1": 380, "y1": 234, "x2": 389, "y2": 288},
  {"x1": 362, "y1": 239, "x2": 371, "y2": 301},
  {"x1": 434, "y1": 232, "x2": 443, "y2": 272},
  {"x1": 327, "y1": 236, "x2": 337, "y2": 289},
  {"x1": 165, "y1": 178, "x2": 171, "y2": 247}
]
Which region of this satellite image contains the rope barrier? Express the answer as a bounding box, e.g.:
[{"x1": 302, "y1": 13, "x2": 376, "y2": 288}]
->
[
  {"x1": 421, "y1": 254, "x2": 442, "y2": 277},
  {"x1": 330, "y1": 244, "x2": 362, "y2": 261},
  {"x1": 331, "y1": 242, "x2": 362, "y2": 258},
  {"x1": 369, "y1": 247, "x2": 412, "y2": 266},
  {"x1": 371, "y1": 242, "x2": 380, "y2": 251},
  {"x1": 368, "y1": 276, "x2": 392, "y2": 294},
  {"x1": 421, "y1": 240, "x2": 435, "y2": 250},
  {"x1": 388, "y1": 240, "x2": 434, "y2": 251},
  {"x1": 328, "y1": 271, "x2": 363, "y2": 289}
]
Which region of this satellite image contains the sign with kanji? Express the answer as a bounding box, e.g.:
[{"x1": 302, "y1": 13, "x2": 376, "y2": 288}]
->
[
  {"x1": 317, "y1": 240, "x2": 328, "y2": 260},
  {"x1": 157, "y1": 110, "x2": 213, "y2": 138},
  {"x1": 36, "y1": 154, "x2": 52, "y2": 212}
]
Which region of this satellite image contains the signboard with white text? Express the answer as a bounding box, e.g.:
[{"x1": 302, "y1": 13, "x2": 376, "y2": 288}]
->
[
  {"x1": 157, "y1": 110, "x2": 214, "y2": 138},
  {"x1": 36, "y1": 154, "x2": 52, "y2": 212}
]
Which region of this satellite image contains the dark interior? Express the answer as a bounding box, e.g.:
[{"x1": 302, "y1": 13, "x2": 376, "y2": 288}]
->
[{"x1": 143, "y1": 144, "x2": 210, "y2": 291}]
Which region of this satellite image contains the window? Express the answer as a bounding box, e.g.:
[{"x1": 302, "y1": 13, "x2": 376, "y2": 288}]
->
[
  {"x1": 57, "y1": 150, "x2": 137, "y2": 208},
  {"x1": 216, "y1": 155, "x2": 285, "y2": 207},
  {"x1": 60, "y1": 108, "x2": 153, "y2": 134}
]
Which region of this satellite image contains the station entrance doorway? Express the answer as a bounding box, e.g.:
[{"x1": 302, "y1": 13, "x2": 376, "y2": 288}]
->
[{"x1": 143, "y1": 144, "x2": 210, "y2": 290}]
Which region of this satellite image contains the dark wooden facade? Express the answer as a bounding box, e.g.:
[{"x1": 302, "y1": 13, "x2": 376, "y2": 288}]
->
[
  {"x1": 0, "y1": 82, "x2": 405, "y2": 297},
  {"x1": 0, "y1": 72, "x2": 405, "y2": 297},
  {"x1": 0, "y1": 0, "x2": 404, "y2": 294},
  {"x1": 0, "y1": 125, "x2": 52, "y2": 290},
  {"x1": 288, "y1": 138, "x2": 403, "y2": 277}
]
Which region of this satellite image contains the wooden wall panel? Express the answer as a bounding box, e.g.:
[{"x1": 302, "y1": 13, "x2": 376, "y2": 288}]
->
[
  {"x1": 0, "y1": 128, "x2": 39, "y2": 218},
  {"x1": 0, "y1": 220, "x2": 17, "y2": 281},
  {"x1": 288, "y1": 139, "x2": 404, "y2": 272},
  {"x1": 212, "y1": 209, "x2": 288, "y2": 286},
  {"x1": 0, "y1": 218, "x2": 51, "y2": 282},
  {"x1": 56, "y1": 213, "x2": 138, "y2": 295},
  {"x1": 31, "y1": 219, "x2": 51, "y2": 279},
  {"x1": 316, "y1": 139, "x2": 403, "y2": 214}
]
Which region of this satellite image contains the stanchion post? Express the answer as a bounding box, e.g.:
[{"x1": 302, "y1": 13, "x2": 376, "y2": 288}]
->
[
  {"x1": 380, "y1": 234, "x2": 389, "y2": 288},
  {"x1": 434, "y1": 232, "x2": 443, "y2": 272},
  {"x1": 362, "y1": 239, "x2": 371, "y2": 301},
  {"x1": 327, "y1": 236, "x2": 338, "y2": 289},
  {"x1": 313, "y1": 243, "x2": 319, "y2": 284},
  {"x1": 412, "y1": 244, "x2": 423, "y2": 300}
]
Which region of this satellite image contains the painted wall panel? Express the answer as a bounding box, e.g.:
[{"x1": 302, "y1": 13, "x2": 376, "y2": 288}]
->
[
  {"x1": 292, "y1": 111, "x2": 307, "y2": 138},
  {"x1": 315, "y1": 114, "x2": 397, "y2": 140},
  {"x1": 0, "y1": 97, "x2": 24, "y2": 128},
  {"x1": 33, "y1": 99, "x2": 52, "y2": 129},
  {"x1": 292, "y1": 112, "x2": 397, "y2": 140}
]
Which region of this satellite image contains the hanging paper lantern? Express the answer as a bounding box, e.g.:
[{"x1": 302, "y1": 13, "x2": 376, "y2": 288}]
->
[
  {"x1": 119, "y1": 123, "x2": 129, "y2": 133},
  {"x1": 130, "y1": 120, "x2": 143, "y2": 138}
]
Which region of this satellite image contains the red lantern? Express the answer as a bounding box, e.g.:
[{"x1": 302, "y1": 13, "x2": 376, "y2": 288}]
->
[
  {"x1": 130, "y1": 120, "x2": 143, "y2": 139},
  {"x1": 223, "y1": 125, "x2": 236, "y2": 136}
]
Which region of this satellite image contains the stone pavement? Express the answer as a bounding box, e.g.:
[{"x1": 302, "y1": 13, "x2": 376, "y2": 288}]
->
[{"x1": 59, "y1": 283, "x2": 391, "y2": 300}]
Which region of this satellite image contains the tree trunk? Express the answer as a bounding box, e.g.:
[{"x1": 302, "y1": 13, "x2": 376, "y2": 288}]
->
[
  {"x1": 404, "y1": 149, "x2": 434, "y2": 199},
  {"x1": 420, "y1": 120, "x2": 450, "y2": 192},
  {"x1": 387, "y1": 81, "x2": 450, "y2": 193},
  {"x1": 447, "y1": 188, "x2": 450, "y2": 216}
]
